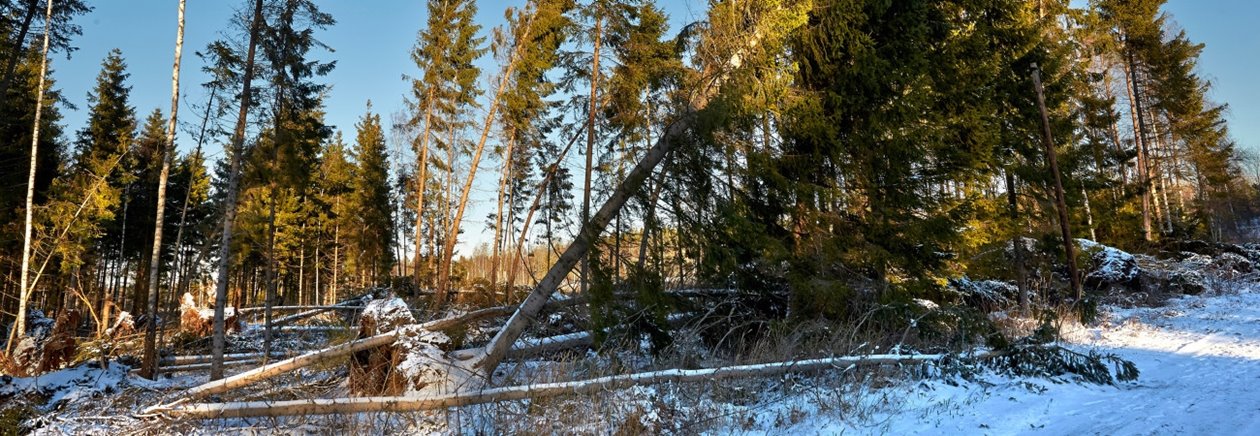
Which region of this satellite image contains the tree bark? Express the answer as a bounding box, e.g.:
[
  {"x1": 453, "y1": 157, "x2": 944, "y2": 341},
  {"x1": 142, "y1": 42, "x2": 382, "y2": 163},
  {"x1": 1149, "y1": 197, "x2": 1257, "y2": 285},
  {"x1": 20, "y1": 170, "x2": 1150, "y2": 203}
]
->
[
  {"x1": 1005, "y1": 169, "x2": 1029, "y2": 314},
  {"x1": 489, "y1": 133, "x2": 515, "y2": 299},
  {"x1": 1123, "y1": 52, "x2": 1153, "y2": 241},
  {"x1": 413, "y1": 87, "x2": 435, "y2": 288},
  {"x1": 10, "y1": 0, "x2": 53, "y2": 353},
  {"x1": 210, "y1": 0, "x2": 265, "y2": 381},
  {"x1": 140, "y1": 0, "x2": 186, "y2": 380},
  {"x1": 580, "y1": 15, "x2": 602, "y2": 298},
  {"x1": 1031, "y1": 63, "x2": 1082, "y2": 300},
  {"x1": 155, "y1": 353, "x2": 949, "y2": 419}
]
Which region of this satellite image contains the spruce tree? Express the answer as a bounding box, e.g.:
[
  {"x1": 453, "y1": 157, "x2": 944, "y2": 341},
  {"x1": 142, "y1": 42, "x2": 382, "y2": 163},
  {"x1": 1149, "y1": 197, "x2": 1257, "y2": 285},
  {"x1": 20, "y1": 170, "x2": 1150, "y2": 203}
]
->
[{"x1": 348, "y1": 103, "x2": 396, "y2": 285}]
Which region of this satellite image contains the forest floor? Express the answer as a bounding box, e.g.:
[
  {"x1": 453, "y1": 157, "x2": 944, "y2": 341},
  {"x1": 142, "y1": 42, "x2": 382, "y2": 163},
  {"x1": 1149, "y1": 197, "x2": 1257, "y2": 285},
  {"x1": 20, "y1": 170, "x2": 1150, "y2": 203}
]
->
[
  {"x1": 768, "y1": 285, "x2": 1260, "y2": 435},
  {"x1": 7, "y1": 263, "x2": 1260, "y2": 434}
]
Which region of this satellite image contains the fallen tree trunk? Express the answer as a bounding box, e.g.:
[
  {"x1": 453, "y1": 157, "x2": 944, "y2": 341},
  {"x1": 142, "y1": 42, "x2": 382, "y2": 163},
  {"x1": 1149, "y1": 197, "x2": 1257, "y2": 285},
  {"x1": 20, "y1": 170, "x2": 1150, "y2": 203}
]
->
[
  {"x1": 152, "y1": 353, "x2": 947, "y2": 418},
  {"x1": 141, "y1": 359, "x2": 263, "y2": 374},
  {"x1": 271, "y1": 326, "x2": 355, "y2": 334},
  {"x1": 239, "y1": 305, "x2": 364, "y2": 314},
  {"x1": 160, "y1": 351, "x2": 291, "y2": 366},
  {"x1": 270, "y1": 295, "x2": 369, "y2": 327},
  {"x1": 162, "y1": 300, "x2": 576, "y2": 404},
  {"x1": 505, "y1": 331, "x2": 593, "y2": 360},
  {"x1": 174, "y1": 330, "x2": 401, "y2": 402}
]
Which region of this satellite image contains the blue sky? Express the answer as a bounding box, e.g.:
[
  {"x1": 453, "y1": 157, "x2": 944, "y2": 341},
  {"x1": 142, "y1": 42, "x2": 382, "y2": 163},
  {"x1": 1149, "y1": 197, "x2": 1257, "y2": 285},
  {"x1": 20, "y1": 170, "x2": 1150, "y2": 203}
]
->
[
  {"x1": 46, "y1": 1, "x2": 1258, "y2": 253},
  {"x1": 51, "y1": 0, "x2": 706, "y2": 254}
]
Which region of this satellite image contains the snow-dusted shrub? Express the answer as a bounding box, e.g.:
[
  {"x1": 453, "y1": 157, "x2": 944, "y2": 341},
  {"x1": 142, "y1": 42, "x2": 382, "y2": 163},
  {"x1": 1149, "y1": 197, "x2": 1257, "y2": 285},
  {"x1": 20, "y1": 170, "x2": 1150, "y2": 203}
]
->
[
  {"x1": 948, "y1": 278, "x2": 1017, "y2": 312},
  {"x1": 1077, "y1": 239, "x2": 1140, "y2": 291},
  {"x1": 1210, "y1": 252, "x2": 1253, "y2": 276}
]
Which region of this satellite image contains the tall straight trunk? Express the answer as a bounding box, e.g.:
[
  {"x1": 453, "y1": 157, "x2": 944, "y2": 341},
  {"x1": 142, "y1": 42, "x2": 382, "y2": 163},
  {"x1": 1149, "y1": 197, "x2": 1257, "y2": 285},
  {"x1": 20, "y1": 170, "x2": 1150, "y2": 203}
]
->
[
  {"x1": 211, "y1": 0, "x2": 265, "y2": 381},
  {"x1": 440, "y1": 123, "x2": 456, "y2": 294},
  {"x1": 140, "y1": 0, "x2": 186, "y2": 380},
  {"x1": 1124, "y1": 52, "x2": 1153, "y2": 241},
  {"x1": 298, "y1": 227, "x2": 306, "y2": 305},
  {"x1": 435, "y1": 20, "x2": 536, "y2": 302},
  {"x1": 413, "y1": 87, "x2": 435, "y2": 288},
  {"x1": 171, "y1": 85, "x2": 216, "y2": 308},
  {"x1": 314, "y1": 236, "x2": 322, "y2": 305},
  {"x1": 635, "y1": 171, "x2": 666, "y2": 272},
  {"x1": 1031, "y1": 64, "x2": 1082, "y2": 300},
  {"x1": 332, "y1": 213, "x2": 340, "y2": 305},
  {"x1": 264, "y1": 198, "x2": 276, "y2": 361},
  {"x1": 1149, "y1": 113, "x2": 1174, "y2": 232},
  {"x1": 11, "y1": 0, "x2": 53, "y2": 351},
  {"x1": 490, "y1": 134, "x2": 515, "y2": 299},
  {"x1": 1006, "y1": 169, "x2": 1029, "y2": 313},
  {"x1": 580, "y1": 15, "x2": 602, "y2": 297}
]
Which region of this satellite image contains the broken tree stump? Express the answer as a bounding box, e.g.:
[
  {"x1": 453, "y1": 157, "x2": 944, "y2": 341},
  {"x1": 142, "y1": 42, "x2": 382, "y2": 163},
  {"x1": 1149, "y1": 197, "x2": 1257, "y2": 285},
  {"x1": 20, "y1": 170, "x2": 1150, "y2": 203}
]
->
[
  {"x1": 349, "y1": 297, "x2": 416, "y2": 396},
  {"x1": 179, "y1": 293, "x2": 241, "y2": 337}
]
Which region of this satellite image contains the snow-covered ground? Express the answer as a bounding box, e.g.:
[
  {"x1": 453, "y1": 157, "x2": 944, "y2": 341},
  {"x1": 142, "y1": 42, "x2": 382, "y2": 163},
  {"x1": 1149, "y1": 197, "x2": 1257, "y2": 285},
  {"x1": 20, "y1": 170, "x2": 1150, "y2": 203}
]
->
[
  {"x1": 8, "y1": 268, "x2": 1260, "y2": 435},
  {"x1": 762, "y1": 287, "x2": 1260, "y2": 435}
]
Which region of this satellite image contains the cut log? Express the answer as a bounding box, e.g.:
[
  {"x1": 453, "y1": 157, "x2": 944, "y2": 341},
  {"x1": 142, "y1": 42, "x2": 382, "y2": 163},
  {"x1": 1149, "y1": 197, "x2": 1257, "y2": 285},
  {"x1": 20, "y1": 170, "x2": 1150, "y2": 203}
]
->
[{"x1": 154, "y1": 353, "x2": 947, "y2": 418}]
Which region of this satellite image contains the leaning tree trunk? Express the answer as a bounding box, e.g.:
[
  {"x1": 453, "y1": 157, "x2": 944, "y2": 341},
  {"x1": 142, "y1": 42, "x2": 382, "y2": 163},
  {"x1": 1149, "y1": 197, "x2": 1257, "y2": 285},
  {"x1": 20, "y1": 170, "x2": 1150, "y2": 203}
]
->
[
  {"x1": 1031, "y1": 63, "x2": 1081, "y2": 300},
  {"x1": 10, "y1": 0, "x2": 54, "y2": 353},
  {"x1": 470, "y1": 12, "x2": 772, "y2": 375},
  {"x1": 474, "y1": 112, "x2": 694, "y2": 374},
  {"x1": 210, "y1": 0, "x2": 265, "y2": 381},
  {"x1": 140, "y1": 0, "x2": 186, "y2": 380},
  {"x1": 435, "y1": 15, "x2": 538, "y2": 301},
  {"x1": 1123, "y1": 51, "x2": 1153, "y2": 242},
  {"x1": 413, "y1": 88, "x2": 435, "y2": 288}
]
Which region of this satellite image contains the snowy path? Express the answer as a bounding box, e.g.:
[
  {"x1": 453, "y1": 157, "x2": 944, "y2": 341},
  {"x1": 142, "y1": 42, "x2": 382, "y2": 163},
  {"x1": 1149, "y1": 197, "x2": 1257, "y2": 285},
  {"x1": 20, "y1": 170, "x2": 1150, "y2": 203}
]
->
[{"x1": 781, "y1": 289, "x2": 1260, "y2": 435}]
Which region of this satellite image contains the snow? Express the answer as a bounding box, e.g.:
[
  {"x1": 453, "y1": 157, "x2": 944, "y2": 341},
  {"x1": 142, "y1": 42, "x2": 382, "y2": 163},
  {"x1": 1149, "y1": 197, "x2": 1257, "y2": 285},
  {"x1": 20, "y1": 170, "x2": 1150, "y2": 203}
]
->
[
  {"x1": 362, "y1": 297, "x2": 414, "y2": 331},
  {"x1": 0, "y1": 364, "x2": 131, "y2": 410},
  {"x1": 763, "y1": 285, "x2": 1260, "y2": 435},
  {"x1": 1079, "y1": 238, "x2": 1140, "y2": 285}
]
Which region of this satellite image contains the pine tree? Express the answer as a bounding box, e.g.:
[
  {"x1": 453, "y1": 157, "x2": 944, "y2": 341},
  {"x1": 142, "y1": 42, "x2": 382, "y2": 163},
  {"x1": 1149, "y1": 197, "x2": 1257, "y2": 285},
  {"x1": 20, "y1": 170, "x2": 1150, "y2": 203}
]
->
[{"x1": 495, "y1": 0, "x2": 575, "y2": 296}]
